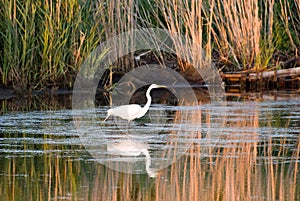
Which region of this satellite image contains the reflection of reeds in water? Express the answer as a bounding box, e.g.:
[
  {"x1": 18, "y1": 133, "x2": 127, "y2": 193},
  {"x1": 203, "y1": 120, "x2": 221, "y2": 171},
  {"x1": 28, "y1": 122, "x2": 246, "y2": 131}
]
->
[
  {"x1": 154, "y1": 102, "x2": 299, "y2": 201},
  {"x1": 0, "y1": 94, "x2": 73, "y2": 112},
  {"x1": 1, "y1": 103, "x2": 299, "y2": 200}
]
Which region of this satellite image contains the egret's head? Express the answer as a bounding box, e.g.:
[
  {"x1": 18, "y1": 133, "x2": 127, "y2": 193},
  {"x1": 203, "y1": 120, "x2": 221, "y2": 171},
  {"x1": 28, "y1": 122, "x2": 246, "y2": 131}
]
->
[{"x1": 150, "y1": 84, "x2": 167, "y2": 89}]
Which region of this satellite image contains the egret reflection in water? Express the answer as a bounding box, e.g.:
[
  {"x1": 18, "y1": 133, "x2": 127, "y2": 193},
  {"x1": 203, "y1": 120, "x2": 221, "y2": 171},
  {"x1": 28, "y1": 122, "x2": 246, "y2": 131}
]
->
[
  {"x1": 79, "y1": 104, "x2": 201, "y2": 176},
  {"x1": 107, "y1": 139, "x2": 156, "y2": 177}
]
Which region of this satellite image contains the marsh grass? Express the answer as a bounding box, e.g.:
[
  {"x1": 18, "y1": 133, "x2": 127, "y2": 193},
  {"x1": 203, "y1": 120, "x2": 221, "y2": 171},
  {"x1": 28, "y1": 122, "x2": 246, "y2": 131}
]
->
[
  {"x1": 139, "y1": 0, "x2": 300, "y2": 71},
  {"x1": 98, "y1": 0, "x2": 136, "y2": 72},
  {"x1": 1, "y1": 0, "x2": 300, "y2": 89},
  {"x1": 0, "y1": 0, "x2": 102, "y2": 90}
]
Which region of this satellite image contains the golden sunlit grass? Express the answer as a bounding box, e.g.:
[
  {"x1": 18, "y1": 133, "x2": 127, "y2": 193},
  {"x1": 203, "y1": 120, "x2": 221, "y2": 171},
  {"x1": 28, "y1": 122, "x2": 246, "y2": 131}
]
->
[
  {"x1": 137, "y1": 0, "x2": 299, "y2": 73},
  {"x1": 1, "y1": 0, "x2": 300, "y2": 89}
]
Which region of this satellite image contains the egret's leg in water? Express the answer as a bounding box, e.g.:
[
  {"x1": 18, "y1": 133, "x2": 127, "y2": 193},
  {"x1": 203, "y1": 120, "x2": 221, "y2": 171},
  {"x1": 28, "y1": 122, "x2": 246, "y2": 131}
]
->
[
  {"x1": 122, "y1": 120, "x2": 132, "y2": 134},
  {"x1": 126, "y1": 121, "x2": 137, "y2": 134},
  {"x1": 127, "y1": 121, "x2": 130, "y2": 134}
]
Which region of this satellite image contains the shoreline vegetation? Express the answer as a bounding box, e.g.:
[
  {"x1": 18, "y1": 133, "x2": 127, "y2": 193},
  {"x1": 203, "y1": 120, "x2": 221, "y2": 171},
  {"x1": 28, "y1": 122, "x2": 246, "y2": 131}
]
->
[{"x1": 1, "y1": 0, "x2": 300, "y2": 96}]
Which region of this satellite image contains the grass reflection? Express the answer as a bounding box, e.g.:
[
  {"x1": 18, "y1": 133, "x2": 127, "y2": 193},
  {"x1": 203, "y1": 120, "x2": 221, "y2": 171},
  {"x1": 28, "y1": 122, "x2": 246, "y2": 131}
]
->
[{"x1": 0, "y1": 100, "x2": 300, "y2": 200}]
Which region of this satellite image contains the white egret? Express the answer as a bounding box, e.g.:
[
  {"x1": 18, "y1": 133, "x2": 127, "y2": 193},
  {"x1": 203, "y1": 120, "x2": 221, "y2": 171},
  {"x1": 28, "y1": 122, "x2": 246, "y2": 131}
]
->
[{"x1": 102, "y1": 84, "x2": 166, "y2": 123}]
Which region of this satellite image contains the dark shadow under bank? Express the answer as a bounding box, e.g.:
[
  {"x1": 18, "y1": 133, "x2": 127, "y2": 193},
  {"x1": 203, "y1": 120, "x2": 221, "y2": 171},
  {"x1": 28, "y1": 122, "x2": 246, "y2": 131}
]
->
[
  {"x1": 1, "y1": 52, "x2": 300, "y2": 111},
  {"x1": 1, "y1": 51, "x2": 300, "y2": 100},
  {"x1": 1, "y1": 87, "x2": 300, "y2": 113}
]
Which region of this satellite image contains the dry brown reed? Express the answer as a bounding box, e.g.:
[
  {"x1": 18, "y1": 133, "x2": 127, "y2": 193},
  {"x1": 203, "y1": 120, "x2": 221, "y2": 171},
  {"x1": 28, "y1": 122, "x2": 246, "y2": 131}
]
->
[
  {"x1": 136, "y1": 0, "x2": 300, "y2": 72},
  {"x1": 212, "y1": 0, "x2": 262, "y2": 70},
  {"x1": 279, "y1": 0, "x2": 300, "y2": 55},
  {"x1": 98, "y1": 0, "x2": 137, "y2": 74}
]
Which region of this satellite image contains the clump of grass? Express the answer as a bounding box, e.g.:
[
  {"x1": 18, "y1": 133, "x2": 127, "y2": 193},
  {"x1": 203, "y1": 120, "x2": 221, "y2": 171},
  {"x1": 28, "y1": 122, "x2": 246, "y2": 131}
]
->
[
  {"x1": 136, "y1": 0, "x2": 300, "y2": 72},
  {"x1": 98, "y1": 0, "x2": 136, "y2": 73},
  {"x1": 0, "y1": 0, "x2": 102, "y2": 91},
  {"x1": 278, "y1": 0, "x2": 300, "y2": 55},
  {"x1": 133, "y1": 0, "x2": 220, "y2": 87},
  {"x1": 211, "y1": 1, "x2": 266, "y2": 70}
]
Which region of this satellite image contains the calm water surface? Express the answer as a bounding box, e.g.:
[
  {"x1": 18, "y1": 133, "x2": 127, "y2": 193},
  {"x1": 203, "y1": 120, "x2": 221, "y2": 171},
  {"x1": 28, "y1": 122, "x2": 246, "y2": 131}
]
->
[{"x1": 0, "y1": 95, "x2": 299, "y2": 201}]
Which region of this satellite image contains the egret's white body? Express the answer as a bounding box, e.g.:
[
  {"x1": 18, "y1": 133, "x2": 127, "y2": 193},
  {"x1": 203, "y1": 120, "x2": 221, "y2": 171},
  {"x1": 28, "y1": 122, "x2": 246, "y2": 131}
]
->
[{"x1": 102, "y1": 84, "x2": 166, "y2": 123}]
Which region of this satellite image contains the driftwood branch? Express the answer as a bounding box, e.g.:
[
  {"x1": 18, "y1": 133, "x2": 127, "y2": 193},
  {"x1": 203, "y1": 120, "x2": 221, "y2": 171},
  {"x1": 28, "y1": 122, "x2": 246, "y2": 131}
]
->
[
  {"x1": 221, "y1": 67, "x2": 300, "y2": 81},
  {"x1": 221, "y1": 67, "x2": 300, "y2": 92},
  {"x1": 248, "y1": 67, "x2": 300, "y2": 80}
]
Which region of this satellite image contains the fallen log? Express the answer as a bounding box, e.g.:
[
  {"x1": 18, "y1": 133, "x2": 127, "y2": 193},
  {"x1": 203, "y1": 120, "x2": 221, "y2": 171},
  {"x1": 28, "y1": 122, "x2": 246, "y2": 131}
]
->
[
  {"x1": 221, "y1": 66, "x2": 300, "y2": 91},
  {"x1": 248, "y1": 67, "x2": 300, "y2": 80}
]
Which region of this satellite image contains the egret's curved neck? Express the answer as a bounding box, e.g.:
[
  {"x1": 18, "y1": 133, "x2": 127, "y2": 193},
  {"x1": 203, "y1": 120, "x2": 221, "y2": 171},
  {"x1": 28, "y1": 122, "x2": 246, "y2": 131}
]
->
[
  {"x1": 136, "y1": 85, "x2": 156, "y2": 118},
  {"x1": 143, "y1": 86, "x2": 153, "y2": 110}
]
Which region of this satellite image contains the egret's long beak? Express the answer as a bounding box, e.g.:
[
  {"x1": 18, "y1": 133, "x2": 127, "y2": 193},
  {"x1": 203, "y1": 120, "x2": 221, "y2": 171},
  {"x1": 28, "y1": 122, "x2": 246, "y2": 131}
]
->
[
  {"x1": 101, "y1": 114, "x2": 110, "y2": 125},
  {"x1": 157, "y1": 85, "x2": 167, "y2": 88}
]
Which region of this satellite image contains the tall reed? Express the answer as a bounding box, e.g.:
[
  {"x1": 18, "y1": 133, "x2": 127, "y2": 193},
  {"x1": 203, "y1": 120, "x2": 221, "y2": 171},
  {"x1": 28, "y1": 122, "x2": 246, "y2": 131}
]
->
[
  {"x1": 279, "y1": 0, "x2": 300, "y2": 55},
  {"x1": 140, "y1": 0, "x2": 209, "y2": 68},
  {"x1": 136, "y1": 0, "x2": 300, "y2": 72},
  {"x1": 98, "y1": 0, "x2": 136, "y2": 75},
  {"x1": 0, "y1": 0, "x2": 102, "y2": 90},
  {"x1": 212, "y1": 0, "x2": 262, "y2": 70}
]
